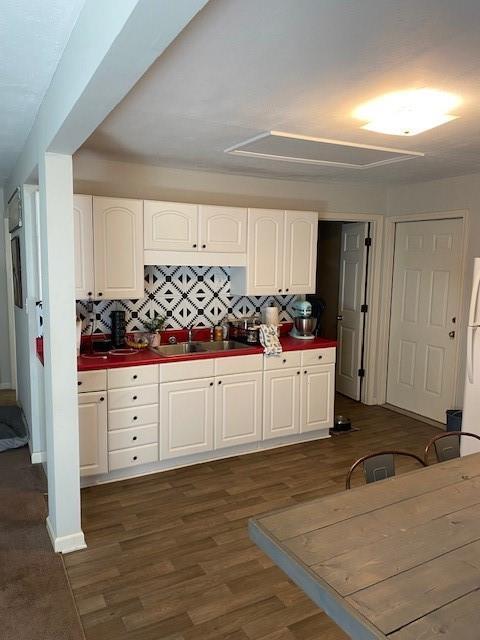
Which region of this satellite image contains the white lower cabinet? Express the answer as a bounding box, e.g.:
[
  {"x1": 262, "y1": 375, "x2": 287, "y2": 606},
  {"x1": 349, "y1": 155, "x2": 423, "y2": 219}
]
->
[
  {"x1": 78, "y1": 391, "x2": 108, "y2": 476},
  {"x1": 215, "y1": 371, "x2": 263, "y2": 449},
  {"x1": 300, "y1": 364, "x2": 335, "y2": 432},
  {"x1": 263, "y1": 368, "x2": 301, "y2": 440},
  {"x1": 160, "y1": 378, "x2": 214, "y2": 459}
]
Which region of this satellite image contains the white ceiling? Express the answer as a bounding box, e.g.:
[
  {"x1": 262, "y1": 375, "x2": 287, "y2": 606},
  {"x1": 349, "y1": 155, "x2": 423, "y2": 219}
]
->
[
  {"x1": 83, "y1": 0, "x2": 480, "y2": 185},
  {"x1": 0, "y1": 0, "x2": 84, "y2": 185}
]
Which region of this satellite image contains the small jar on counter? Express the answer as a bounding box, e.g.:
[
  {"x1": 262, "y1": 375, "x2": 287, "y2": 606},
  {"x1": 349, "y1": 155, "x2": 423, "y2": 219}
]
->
[{"x1": 214, "y1": 325, "x2": 224, "y2": 341}]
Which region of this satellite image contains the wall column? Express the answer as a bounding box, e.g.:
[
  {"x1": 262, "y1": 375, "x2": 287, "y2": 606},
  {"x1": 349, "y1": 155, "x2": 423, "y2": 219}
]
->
[{"x1": 38, "y1": 152, "x2": 85, "y2": 553}]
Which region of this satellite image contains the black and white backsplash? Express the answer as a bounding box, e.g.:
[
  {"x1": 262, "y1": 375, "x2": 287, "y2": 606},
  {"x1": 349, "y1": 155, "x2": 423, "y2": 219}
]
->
[{"x1": 76, "y1": 266, "x2": 296, "y2": 334}]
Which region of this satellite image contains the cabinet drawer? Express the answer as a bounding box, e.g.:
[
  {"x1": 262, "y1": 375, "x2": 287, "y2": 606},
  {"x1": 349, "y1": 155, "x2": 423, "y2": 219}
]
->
[
  {"x1": 108, "y1": 443, "x2": 158, "y2": 471},
  {"x1": 215, "y1": 354, "x2": 263, "y2": 376},
  {"x1": 264, "y1": 351, "x2": 302, "y2": 371},
  {"x1": 108, "y1": 424, "x2": 158, "y2": 451},
  {"x1": 108, "y1": 384, "x2": 158, "y2": 410},
  {"x1": 77, "y1": 369, "x2": 107, "y2": 392},
  {"x1": 108, "y1": 404, "x2": 158, "y2": 430},
  {"x1": 160, "y1": 358, "x2": 214, "y2": 383},
  {"x1": 108, "y1": 365, "x2": 159, "y2": 389},
  {"x1": 301, "y1": 347, "x2": 336, "y2": 367}
]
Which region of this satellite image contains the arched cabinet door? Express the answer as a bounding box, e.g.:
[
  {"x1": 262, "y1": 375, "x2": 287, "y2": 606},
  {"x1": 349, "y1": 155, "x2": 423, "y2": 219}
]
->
[
  {"x1": 73, "y1": 194, "x2": 94, "y2": 299},
  {"x1": 144, "y1": 201, "x2": 198, "y2": 251},
  {"x1": 198, "y1": 205, "x2": 247, "y2": 253},
  {"x1": 246, "y1": 209, "x2": 285, "y2": 295},
  {"x1": 284, "y1": 210, "x2": 318, "y2": 294},
  {"x1": 93, "y1": 197, "x2": 144, "y2": 300}
]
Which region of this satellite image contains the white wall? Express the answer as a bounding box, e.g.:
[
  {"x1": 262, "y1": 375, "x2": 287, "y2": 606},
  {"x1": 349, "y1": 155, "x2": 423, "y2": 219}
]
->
[
  {"x1": 73, "y1": 150, "x2": 388, "y2": 214},
  {"x1": 0, "y1": 192, "x2": 12, "y2": 388},
  {"x1": 387, "y1": 172, "x2": 480, "y2": 407}
]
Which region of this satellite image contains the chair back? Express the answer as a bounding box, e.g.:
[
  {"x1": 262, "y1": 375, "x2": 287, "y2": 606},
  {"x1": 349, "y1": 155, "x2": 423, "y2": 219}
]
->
[
  {"x1": 346, "y1": 450, "x2": 426, "y2": 489},
  {"x1": 424, "y1": 431, "x2": 480, "y2": 464}
]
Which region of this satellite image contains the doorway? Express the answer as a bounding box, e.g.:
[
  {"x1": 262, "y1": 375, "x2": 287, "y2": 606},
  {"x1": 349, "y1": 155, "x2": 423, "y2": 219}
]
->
[
  {"x1": 309, "y1": 220, "x2": 371, "y2": 404},
  {"x1": 386, "y1": 218, "x2": 463, "y2": 423}
]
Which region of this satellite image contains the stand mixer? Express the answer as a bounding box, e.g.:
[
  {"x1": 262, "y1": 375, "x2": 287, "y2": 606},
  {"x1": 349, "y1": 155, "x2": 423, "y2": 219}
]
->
[{"x1": 289, "y1": 299, "x2": 317, "y2": 339}]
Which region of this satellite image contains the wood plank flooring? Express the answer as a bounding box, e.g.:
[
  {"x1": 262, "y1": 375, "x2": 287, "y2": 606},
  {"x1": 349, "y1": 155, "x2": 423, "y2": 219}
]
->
[{"x1": 64, "y1": 397, "x2": 440, "y2": 640}]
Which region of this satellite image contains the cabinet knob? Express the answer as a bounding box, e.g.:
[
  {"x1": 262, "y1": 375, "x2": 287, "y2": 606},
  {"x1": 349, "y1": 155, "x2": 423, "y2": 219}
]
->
[
  {"x1": 133, "y1": 456, "x2": 138, "y2": 461},
  {"x1": 209, "y1": 382, "x2": 213, "y2": 387},
  {"x1": 304, "y1": 370, "x2": 307, "y2": 374},
  {"x1": 133, "y1": 436, "x2": 137, "y2": 441},
  {"x1": 133, "y1": 416, "x2": 138, "y2": 421},
  {"x1": 87, "y1": 291, "x2": 92, "y2": 297},
  {"x1": 133, "y1": 374, "x2": 138, "y2": 380},
  {"x1": 285, "y1": 288, "x2": 289, "y2": 292},
  {"x1": 282, "y1": 359, "x2": 287, "y2": 364},
  {"x1": 218, "y1": 380, "x2": 222, "y2": 385},
  {"x1": 133, "y1": 395, "x2": 137, "y2": 400},
  {"x1": 100, "y1": 396, "x2": 104, "y2": 402},
  {"x1": 297, "y1": 371, "x2": 300, "y2": 375},
  {"x1": 202, "y1": 244, "x2": 206, "y2": 249},
  {"x1": 98, "y1": 292, "x2": 103, "y2": 297},
  {"x1": 278, "y1": 289, "x2": 282, "y2": 293},
  {"x1": 78, "y1": 381, "x2": 82, "y2": 386},
  {"x1": 318, "y1": 355, "x2": 322, "y2": 360},
  {"x1": 192, "y1": 243, "x2": 197, "y2": 248}
]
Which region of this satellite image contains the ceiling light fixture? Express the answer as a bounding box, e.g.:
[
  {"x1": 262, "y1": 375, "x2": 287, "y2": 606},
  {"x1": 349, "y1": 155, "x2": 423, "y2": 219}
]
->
[{"x1": 353, "y1": 88, "x2": 461, "y2": 136}]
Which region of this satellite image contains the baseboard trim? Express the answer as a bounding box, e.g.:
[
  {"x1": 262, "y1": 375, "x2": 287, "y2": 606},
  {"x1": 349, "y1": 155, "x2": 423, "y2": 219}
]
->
[
  {"x1": 31, "y1": 450, "x2": 47, "y2": 464},
  {"x1": 383, "y1": 403, "x2": 445, "y2": 429},
  {"x1": 46, "y1": 516, "x2": 86, "y2": 554}
]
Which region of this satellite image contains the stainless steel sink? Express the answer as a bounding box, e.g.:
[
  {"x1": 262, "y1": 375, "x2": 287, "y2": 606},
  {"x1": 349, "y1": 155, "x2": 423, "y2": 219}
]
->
[{"x1": 150, "y1": 340, "x2": 251, "y2": 357}]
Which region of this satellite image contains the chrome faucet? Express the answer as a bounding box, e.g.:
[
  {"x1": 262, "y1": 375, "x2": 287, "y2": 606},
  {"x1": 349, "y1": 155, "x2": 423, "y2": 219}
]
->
[{"x1": 187, "y1": 326, "x2": 194, "y2": 343}]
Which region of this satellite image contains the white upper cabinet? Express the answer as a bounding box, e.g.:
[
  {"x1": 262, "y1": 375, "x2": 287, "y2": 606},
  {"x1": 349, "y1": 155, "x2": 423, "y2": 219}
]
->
[
  {"x1": 198, "y1": 205, "x2": 247, "y2": 253},
  {"x1": 284, "y1": 211, "x2": 318, "y2": 294},
  {"x1": 144, "y1": 201, "x2": 198, "y2": 251},
  {"x1": 230, "y1": 208, "x2": 318, "y2": 295},
  {"x1": 93, "y1": 197, "x2": 144, "y2": 300},
  {"x1": 73, "y1": 194, "x2": 94, "y2": 299}
]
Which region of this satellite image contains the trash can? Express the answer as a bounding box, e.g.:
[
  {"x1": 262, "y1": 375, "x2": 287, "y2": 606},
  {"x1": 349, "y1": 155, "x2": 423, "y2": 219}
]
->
[{"x1": 446, "y1": 409, "x2": 462, "y2": 432}]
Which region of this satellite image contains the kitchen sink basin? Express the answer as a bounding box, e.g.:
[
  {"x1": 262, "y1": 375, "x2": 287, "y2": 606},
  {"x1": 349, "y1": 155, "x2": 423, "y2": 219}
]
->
[{"x1": 150, "y1": 340, "x2": 251, "y2": 357}]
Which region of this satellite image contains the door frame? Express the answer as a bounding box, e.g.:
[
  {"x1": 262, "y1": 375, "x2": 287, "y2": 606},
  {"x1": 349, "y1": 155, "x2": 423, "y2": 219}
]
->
[
  {"x1": 377, "y1": 209, "x2": 470, "y2": 408},
  {"x1": 318, "y1": 211, "x2": 384, "y2": 405}
]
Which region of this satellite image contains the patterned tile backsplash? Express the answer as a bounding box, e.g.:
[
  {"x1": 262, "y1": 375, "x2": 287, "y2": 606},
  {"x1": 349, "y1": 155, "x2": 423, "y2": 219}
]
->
[{"x1": 76, "y1": 266, "x2": 297, "y2": 334}]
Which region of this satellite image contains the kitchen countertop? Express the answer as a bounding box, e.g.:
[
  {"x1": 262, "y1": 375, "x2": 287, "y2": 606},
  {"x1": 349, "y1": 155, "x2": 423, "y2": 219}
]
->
[{"x1": 37, "y1": 336, "x2": 337, "y2": 371}]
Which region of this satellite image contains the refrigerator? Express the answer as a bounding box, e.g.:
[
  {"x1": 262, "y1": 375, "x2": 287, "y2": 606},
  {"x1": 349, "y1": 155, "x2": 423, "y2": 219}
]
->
[{"x1": 462, "y1": 257, "x2": 480, "y2": 455}]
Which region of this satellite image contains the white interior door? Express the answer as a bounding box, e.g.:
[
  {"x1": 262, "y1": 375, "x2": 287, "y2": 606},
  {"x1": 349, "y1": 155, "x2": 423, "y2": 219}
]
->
[
  {"x1": 387, "y1": 219, "x2": 462, "y2": 422},
  {"x1": 336, "y1": 222, "x2": 368, "y2": 400}
]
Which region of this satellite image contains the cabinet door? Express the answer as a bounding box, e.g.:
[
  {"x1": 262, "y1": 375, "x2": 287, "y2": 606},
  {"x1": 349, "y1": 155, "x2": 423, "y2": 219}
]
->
[
  {"x1": 73, "y1": 194, "x2": 94, "y2": 299},
  {"x1": 300, "y1": 364, "x2": 334, "y2": 433},
  {"x1": 144, "y1": 200, "x2": 198, "y2": 251},
  {"x1": 215, "y1": 371, "x2": 262, "y2": 449},
  {"x1": 263, "y1": 368, "x2": 301, "y2": 440},
  {"x1": 246, "y1": 209, "x2": 285, "y2": 295},
  {"x1": 78, "y1": 391, "x2": 107, "y2": 476},
  {"x1": 160, "y1": 378, "x2": 214, "y2": 459},
  {"x1": 284, "y1": 210, "x2": 318, "y2": 294},
  {"x1": 198, "y1": 205, "x2": 247, "y2": 253},
  {"x1": 93, "y1": 197, "x2": 144, "y2": 300}
]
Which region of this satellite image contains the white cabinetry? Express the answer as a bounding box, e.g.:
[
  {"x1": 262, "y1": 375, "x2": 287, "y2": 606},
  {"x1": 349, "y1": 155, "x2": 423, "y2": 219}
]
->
[
  {"x1": 93, "y1": 197, "x2": 144, "y2": 300},
  {"x1": 73, "y1": 195, "x2": 144, "y2": 300},
  {"x1": 144, "y1": 200, "x2": 247, "y2": 266},
  {"x1": 73, "y1": 195, "x2": 94, "y2": 299},
  {"x1": 160, "y1": 378, "x2": 214, "y2": 459},
  {"x1": 300, "y1": 364, "x2": 335, "y2": 432},
  {"x1": 263, "y1": 368, "x2": 301, "y2": 440},
  {"x1": 230, "y1": 208, "x2": 318, "y2": 295},
  {"x1": 78, "y1": 391, "x2": 107, "y2": 476},
  {"x1": 215, "y1": 371, "x2": 262, "y2": 449}
]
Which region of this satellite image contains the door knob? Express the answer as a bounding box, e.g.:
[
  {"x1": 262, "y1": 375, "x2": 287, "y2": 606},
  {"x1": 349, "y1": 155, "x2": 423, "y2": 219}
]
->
[
  {"x1": 449, "y1": 331, "x2": 455, "y2": 339},
  {"x1": 336, "y1": 315, "x2": 343, "y2": 321}
]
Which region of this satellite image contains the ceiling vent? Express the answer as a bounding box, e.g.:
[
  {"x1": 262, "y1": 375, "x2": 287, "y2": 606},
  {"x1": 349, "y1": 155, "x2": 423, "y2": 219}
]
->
[{"x1": 225, "y1": 131, "x2": 424, "y2": 169}]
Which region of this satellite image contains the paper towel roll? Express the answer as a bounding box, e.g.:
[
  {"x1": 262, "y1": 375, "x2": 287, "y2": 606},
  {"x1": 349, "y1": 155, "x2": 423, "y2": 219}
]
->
[{"x1": 264, "y1": 305, "x2": 279, "y2": 326}]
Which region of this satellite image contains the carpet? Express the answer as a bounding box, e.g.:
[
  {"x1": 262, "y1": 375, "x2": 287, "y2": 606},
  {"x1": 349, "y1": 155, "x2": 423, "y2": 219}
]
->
[{"x1": 0, "y1": 447, "x2": 85, "y2": 640}]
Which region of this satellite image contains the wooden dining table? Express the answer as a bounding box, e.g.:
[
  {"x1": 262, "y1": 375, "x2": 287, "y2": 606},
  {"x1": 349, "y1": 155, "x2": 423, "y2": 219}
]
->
[{"x1": 249, "y1": 452, "x2": 480, "y2": 640}]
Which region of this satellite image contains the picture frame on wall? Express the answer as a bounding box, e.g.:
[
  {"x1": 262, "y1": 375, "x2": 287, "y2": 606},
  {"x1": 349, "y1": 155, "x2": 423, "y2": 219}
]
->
[{"x1": 11, "y1": 236, "x2": 23, "y2": 309}]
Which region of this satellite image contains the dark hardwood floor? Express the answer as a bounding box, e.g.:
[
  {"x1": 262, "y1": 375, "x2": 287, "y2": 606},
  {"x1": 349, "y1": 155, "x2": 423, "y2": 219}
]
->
[{"x1": 64, "y1": 397, "x2": 440, "y2": 640}]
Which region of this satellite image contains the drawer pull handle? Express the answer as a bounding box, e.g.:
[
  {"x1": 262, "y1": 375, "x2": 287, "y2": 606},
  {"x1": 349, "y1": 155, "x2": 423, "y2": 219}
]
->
[
  {"x1": 133, "y1": 436, "x2": 137, "y2": 441},
  {"x1": 133, "y1": 455, "x2": 138, "y2": 461},
  {"x1": 133, "y1": 395, "x2": 137, "y2": 400},
  {"x1": 318, "y1": 355, "x2": 322, "y2": 360},
  {"x1": 133, "y1": 416, "x2": 138, "y2": 421},
  {"x1": 133, "y1": 374, "x2": 138, "y2": 380},
  {"x1": 100, "y1": 396, "x2": 105, "y2": 402}
]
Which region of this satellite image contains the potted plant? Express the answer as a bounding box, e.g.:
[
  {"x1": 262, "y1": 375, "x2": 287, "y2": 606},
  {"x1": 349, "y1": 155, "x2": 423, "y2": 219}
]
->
[{"x1": 143, "y1": 315, "x2": 166, "y2": 348}]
